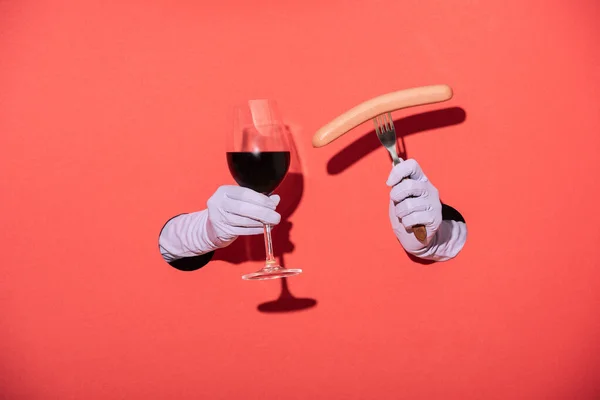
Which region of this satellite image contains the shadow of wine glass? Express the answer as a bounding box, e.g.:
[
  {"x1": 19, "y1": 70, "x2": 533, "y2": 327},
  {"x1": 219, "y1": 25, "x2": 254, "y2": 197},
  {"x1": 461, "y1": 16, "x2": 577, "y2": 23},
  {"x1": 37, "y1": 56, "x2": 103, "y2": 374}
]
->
[{"x1": 257, "y1": 277, "x2": 317, "y2": 313}]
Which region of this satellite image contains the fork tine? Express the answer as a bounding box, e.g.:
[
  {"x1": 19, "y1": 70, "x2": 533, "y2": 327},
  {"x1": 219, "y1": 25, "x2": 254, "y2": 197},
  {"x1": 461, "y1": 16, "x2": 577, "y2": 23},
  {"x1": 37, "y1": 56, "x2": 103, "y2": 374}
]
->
[
  {"x1": 374, "y1": 113, "x2": 395, "y2": 133},
  {"x1": 386, "y1": 112, "x2": 394, "y2": 132},
  {"x1": 373, "y1": 115, "x2": 381, "y2": 135}
]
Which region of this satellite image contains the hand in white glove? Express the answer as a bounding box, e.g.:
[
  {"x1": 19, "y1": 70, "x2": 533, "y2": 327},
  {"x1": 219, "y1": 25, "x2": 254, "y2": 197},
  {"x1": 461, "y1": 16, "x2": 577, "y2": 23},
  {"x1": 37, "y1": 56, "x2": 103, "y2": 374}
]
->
[
  {"x1": 387, "y1": 159, "x2": 443, "y2": 254},
  {"x1": 205, "y1": 185, "x2": 281, "y2": 248},
  {"x1": 159, "y1": 185, "x2": 281, "y2": 262}
]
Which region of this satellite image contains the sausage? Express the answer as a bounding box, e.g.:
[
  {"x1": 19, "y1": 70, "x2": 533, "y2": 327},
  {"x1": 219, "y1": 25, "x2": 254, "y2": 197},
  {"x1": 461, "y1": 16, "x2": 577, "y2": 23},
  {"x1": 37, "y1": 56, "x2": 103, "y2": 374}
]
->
[{"x1": 312, "y1": 84, "x2": 453, "y2": 148}]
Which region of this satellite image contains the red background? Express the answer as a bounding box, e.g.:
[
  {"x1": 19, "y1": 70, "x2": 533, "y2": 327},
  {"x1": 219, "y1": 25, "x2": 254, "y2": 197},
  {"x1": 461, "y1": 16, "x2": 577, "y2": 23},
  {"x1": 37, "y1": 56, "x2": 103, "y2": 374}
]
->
[{"x1": 1, "y1": 0, "x2": 600, "y2": 398}]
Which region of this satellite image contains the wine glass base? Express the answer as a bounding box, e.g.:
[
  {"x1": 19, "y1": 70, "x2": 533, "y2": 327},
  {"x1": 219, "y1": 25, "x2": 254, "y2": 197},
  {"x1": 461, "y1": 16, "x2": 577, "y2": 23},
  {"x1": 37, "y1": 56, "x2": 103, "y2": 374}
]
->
[{"x1": 242, "y1": 265, "x2": 302, "y2": 281}]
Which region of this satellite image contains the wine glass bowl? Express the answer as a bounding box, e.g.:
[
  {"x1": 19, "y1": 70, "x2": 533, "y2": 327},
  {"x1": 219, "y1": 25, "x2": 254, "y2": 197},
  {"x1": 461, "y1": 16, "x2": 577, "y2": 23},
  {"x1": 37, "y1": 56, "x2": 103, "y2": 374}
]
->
[
  {"x1": 225, "y1": 149, "x2": 290, "y2": 196},
  {"x1": 226, "y1": 99, "x2": 303, "y2": 281}
]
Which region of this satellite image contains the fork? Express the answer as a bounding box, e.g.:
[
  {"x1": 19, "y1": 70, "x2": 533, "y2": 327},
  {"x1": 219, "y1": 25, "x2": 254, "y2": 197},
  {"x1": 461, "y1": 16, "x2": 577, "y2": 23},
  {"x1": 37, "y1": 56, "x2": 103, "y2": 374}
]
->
[{"x1": 373, "y1": 113, "x2": 428, "y2": 242}]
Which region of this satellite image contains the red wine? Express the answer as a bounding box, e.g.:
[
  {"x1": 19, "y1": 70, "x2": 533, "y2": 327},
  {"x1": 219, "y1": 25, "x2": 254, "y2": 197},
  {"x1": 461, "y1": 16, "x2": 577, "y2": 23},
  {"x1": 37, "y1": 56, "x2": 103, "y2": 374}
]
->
[{"x1": 227, "y1": 151, "x2": 291, "y2": 194}]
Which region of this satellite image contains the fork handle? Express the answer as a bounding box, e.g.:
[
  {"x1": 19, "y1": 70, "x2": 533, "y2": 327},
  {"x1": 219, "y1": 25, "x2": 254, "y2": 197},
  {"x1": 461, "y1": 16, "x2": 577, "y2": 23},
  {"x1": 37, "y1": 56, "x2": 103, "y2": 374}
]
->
[
  {"x1": 392, "y1": 160, "x2": 427, "y2": 242},
  {"x1": 396, "y1": 176, "x2": 428, "y2": 242},
  {"x1": 412, "y1": 225, "x2": 427, "y2": 242}
]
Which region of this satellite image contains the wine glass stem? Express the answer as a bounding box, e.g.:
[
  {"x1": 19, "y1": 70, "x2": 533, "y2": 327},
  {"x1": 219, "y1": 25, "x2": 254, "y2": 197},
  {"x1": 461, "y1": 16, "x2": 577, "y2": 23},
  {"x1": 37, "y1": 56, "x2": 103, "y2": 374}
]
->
[{"x1": 263, "y1": 224, "x2": 276, "y2": 265}]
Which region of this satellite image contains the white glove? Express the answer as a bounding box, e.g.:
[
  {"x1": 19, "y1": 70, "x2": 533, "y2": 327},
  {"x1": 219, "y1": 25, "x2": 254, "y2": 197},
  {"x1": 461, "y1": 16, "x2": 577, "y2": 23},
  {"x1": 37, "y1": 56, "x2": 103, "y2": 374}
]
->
[
  {"x1": 206, "y1": 185, "x2": 281, "y2": 246},
  {"x1": 159, "y1": 185, "x2": 281, "y2": 262},
  {"x1": 387, "y1": 159, "x2": 467, "y2": 261},
  {"x1": 387, "y1": 159, "x2": 443, "y2": 254}
]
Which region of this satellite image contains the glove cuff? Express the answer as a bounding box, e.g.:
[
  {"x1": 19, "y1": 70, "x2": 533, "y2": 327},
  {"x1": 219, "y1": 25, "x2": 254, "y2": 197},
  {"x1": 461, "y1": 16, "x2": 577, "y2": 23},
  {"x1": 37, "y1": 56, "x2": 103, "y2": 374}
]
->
[{"x1": 159, "y1": 210, "x2": 230, "y2": 262}]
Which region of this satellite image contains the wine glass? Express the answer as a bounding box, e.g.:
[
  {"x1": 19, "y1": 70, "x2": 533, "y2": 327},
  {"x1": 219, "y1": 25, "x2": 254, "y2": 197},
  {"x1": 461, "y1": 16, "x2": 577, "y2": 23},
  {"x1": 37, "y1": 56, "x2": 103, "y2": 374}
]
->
[{"x1": 226, "y1": 99, "x2": 303, "y2": 281}]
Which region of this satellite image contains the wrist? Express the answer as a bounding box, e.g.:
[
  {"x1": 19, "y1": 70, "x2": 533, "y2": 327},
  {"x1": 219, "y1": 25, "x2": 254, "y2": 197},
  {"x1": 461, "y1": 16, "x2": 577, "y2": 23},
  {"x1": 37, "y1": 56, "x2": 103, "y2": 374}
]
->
[
  {"x1": 159, "y1": 209, "x2": 233, "y2": 263},
  {"x1": 202, "y1": 210, "x2": 236, "y2": 251}
]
